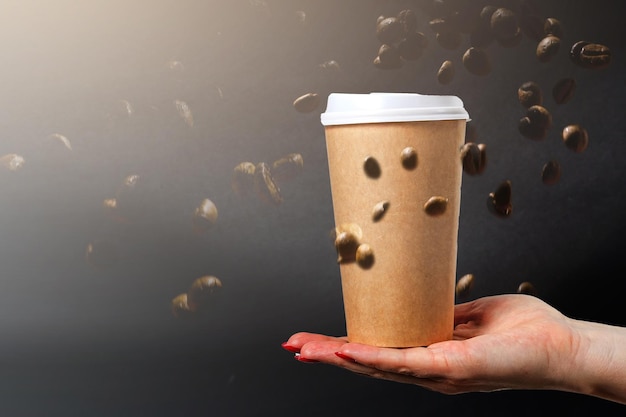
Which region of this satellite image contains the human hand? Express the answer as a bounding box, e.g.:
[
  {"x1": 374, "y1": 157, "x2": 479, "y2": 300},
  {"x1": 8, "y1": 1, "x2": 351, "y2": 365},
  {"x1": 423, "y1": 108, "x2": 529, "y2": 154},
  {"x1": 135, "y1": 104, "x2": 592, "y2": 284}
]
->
[{"x1": 283, "y1": 294, "x2": 583, "y2": 395}]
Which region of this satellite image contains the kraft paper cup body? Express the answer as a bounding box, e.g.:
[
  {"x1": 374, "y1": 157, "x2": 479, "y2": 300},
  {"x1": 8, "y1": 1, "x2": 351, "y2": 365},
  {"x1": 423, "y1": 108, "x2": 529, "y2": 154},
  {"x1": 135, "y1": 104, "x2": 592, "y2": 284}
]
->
[{"x1": 321, "y1": 93, "x2": 469, "y2": 348}]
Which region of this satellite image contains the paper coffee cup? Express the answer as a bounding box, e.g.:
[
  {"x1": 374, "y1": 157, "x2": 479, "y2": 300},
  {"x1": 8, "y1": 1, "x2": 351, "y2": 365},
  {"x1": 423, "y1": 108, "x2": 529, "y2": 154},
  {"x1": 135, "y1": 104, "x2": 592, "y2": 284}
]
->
[{"x1": 321, "y1": 93, "x2": 470, "y2": 347}]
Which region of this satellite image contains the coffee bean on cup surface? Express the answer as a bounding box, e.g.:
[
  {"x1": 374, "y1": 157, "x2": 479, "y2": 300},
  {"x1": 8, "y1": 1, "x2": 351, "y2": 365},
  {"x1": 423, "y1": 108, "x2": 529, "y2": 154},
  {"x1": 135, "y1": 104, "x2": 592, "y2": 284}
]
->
[
  {"x1": 376, "y1": 16, "x2": 403, "y2": 44},
  {"x1": 487, "y1": 180, "x2": 512, "y2": 218},
  {"x1": 400, "y1": 147, "x2": 418, "y2": 169},
  {"x1": 372, "y1": 200, "x2": 390, "y2": 222},
  {"x1": 293, "y1": 93, "x2": 320, "y2": 113},
  {"x1": 544, "y1": 17, "x2": 563, "y2": 38},
  {"x1": 570, "y1": 41, "x2": 611, "y2": 69},
  {"x1": 552, "y1": 78, "x2": 576, "y2": 104},
  {"x1": 271, "y1": 153, "x2": 304, "y2": 183},
  {"x1": 541, "y1": 160, "x2": 561, "y2": 185},
  {"x1": 518, "y1": 81, "x2": 543, "y2": 108},
  {"x1": 517, "y1": 281, "x2": 537, "y2": 296},
  {"x1": 335, "y1": 230, "x2": 360, "y2": 263},
  {"x1": 462, "y1": 47, "x2": 491, "y2": 76},
  {"x1": 356, "y1": 244, "x2": 375, "y2": 269},
  {"x1": 536, "y1": 35, "x2": 560, "y2": 63},
  {"x1": 424, "y1": 196, "x2": 448, "y2": 216},
  {"x1": 437, "y1": 60, "x2": 455, "y2": 85},
  {"x1": 562, "y1": 124, "x2": 589, "y2": 153},
  {"x1": 363, "y1": 156, "x2": 382, "y2": 178},
  {"x1": 455, "y1": 273, "x2": 475, "y2": 299}
]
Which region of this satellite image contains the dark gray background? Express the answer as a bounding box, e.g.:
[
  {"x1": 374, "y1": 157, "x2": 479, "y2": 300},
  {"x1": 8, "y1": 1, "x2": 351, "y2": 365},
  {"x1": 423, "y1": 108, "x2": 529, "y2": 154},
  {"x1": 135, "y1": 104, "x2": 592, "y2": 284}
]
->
[{"x1": 0, "y1": 0, "x2": 625, "y2": 415}]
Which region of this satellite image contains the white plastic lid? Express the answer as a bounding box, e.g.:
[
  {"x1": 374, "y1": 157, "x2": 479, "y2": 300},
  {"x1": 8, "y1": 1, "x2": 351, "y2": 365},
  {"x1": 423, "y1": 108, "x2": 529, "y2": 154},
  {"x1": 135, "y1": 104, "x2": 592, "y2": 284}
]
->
[{"x1": 320, "y1": 92, "x2": 470, "y2": 126}]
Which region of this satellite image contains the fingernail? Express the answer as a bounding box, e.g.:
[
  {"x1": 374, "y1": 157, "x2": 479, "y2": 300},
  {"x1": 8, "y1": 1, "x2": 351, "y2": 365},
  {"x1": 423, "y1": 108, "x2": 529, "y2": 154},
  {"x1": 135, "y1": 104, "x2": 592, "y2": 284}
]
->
[
  {"x1": 281, "y1": 342, "x2": 300, "y2": 353},
  {"x1": 294, "y1": 353, "x2": 318, "y2": 363},
  {"x1": 335, "y1": 351, "x2": 356, "y2": 362}
]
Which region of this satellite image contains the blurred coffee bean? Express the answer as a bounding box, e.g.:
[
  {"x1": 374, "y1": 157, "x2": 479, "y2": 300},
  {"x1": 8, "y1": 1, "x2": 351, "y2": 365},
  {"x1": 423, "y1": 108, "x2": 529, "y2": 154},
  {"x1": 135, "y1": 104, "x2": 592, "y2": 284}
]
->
[
  {"x1": 526, "y1": 105, "x2": 552, "y2": 131},
  {"x1": 518, "y1": 116, "x2": 547, "y2": 140},
  {"x1": 187, "y1": 276, "x2": 222, "y2": 311},
  {"x1": 363, "y1": 156, "x2": 382, "y2": 178},
  {"x1": 293, "y1": 93, "x2": 320, "y2": 113},
  {"x1": 436, "y1": 31, "x2": 462, "y2": 50},
  {"x1": 335, "y1": 231, "x2": 360, "y2": 263},
  {"x1": 171, "y1": 293, "x2": 193, "y2": 319},
  {"x1": 272, "y1": 153, "x2": 304, "y2": 183},
  {"x1": 570, "y1": 41, "x2": 611, "y2": 69},
  {"x1": 398, "y1": 32, "x2": 428, "y2": 61},
  {"x1": 562, "y1": 124, "x2": 589, "y2": 153},
  {"x1": 518, "y1": 81, "x2": 543, "y2": 108},
  {"x1": 455, "y1": 273, "x2": 474, "y2": 299},
  {"x1": 536, "y1": 35, "x2": 560, "y2": 63},
  {"x1": 487, "y1": 180, "x2": 512, "y2": 218},
  {"x1": 552, "y1": 78, "x2": 576, "y2": 104},
  {"x1": 397, "y1": 9, "x2": 417, "y2": 36},
  {"x1": 0, "y1": 153, "x2": 25, "y2": 171},
  {"x1": 374, "y1": 44, "x2": 403, "y2": 70},
  {"x1": 544, "y1": 17, "x2": 563, "y2": 38},
  {"x1": 462, "y1": 47, "x2": 491, "y2": 76},
  {"x1": 231, "y1": 162, "x2": 256, "y2": 197},
  {"x1": 376, "y1": 17, "x2": 403, "y2": 44},
  {"x1": 517, "y1": 281, "x2": 537, "y2": 296},
  {"x1": 255, "y1": 162, "x2": 283, "y2": 205},
  {"x1": 424, "y1": 196, "x2": 448, "y2": 216},
  {"x1": 372, "y1": 200, "x2": 390, "y2": 222},
  {"x1": 192, "y1": 198, "x2": 218, "y2": 234},
  {"x1": 400, "y1": 147, "x2": 418, "y2": 170},
  {"x1": 490, "y1": 8, "x2": 519, "y2": 42},
  {"x1": 460, "y1": 142, "x2": 486, "y2": 175},
  {"x1": 356, "y1": 244, "x2": 375, "y2": 269},
  {"x1": 437, "y1": 60, "x2": 455, "y2": 85},
  {"x1": 541, "y1": 160, "x2": 561, "y2": 185}
]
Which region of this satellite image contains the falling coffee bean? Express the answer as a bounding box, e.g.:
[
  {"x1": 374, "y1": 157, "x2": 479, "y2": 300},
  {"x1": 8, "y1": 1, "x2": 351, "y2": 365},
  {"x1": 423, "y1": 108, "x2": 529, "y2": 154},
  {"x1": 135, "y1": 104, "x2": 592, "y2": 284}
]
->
[
  {"x1": 397, "y1": 9, "x2": 417, "y2": 36},
  {"x1": 570, "y1": 41, "x2": 611, "y2": 69},
  {"x1": 487, "y1": 180, "x2": 512, "y2": 218},
  {"x1": 536, "y1": 35, "x2": 560, "y2": 63},
  {"x1": 455, "y1": 273, "x2": 475, "y2": 299},
  {"x1": 188, "y1": 275, "x2": 223, "y2": 311},
  {"x1": 255, "y1": 162, "x2": 283, "y2": 205},
  {"x1": 171, "y1": 293, "x2": 193, "y2": 319},
  {"x1": 374, "y1": 44, "x2": 403, "y2": 70},
  {"x1": 518, "y1": 116, "x2": 547, "y2": 140},
  {"x1": 372, "y1": 200, "x2": 390, "y2": 222},
  {"x1": 293, "y1": 93, "x2": 320, "y2": 113},
  {"x1": 363, "y1": 156, "x2": 381, "y2": 178},
  {"x1": 490, "y1": 8, "x2": 519, "y2": 42},
  {"x1": 544, "y1": 17, "x2": 563, "y2": 39},
  {"x1": 517, "y1": 281, "x2": 537, "y2": 296},
  {"x1": 562, "y1": 124, "x2": 589, "y2": 153},
  {"x1": 271, "y1": 153, "x2": 304, "y2": 183},
  {"x1": 462, "y1": 47, "x2": 491, "y2": 76},
  {"x1": 460, "y1": 142, "x2": 485, "y2": 175},
  {"x1": 552, "y1": 78, "x2": 576, "y2": 105},
  {"x1": 541, "y1": 160, "x2": 561, "y2": 185},
  {"x1": 335, "y1": 231, "x2": 360, "y2": 263},
  {"x1": 424, "y1": 196, "x2": 448, "y2": 217},
  {"x1": 526, "y1": 105, "x2": 552, "y2": 130},
  {"x1": 437, "y1": 60, "x2": 455, "y2": 85},
  {"x1": 231, "y1": 162, "x2": 256, "y2": 197},
  {"x1": 518, "y1": 81, "x2": 543, "y2": 108},
  {"x1": 356, "y1": 244, "x2": 375, "y2": 269},
  {"x1": 400, "y1": 147, "x2": 418, "y2": 170},
  {"x1": 376, "y1": 16, "x2": 403, "y2": 44}
]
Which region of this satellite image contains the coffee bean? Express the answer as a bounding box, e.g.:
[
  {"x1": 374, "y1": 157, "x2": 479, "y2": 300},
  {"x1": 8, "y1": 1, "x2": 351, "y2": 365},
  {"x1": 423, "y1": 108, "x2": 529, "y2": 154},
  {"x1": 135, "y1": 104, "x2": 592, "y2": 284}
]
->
[
  {"x1": 187, "y1": 276, "x2": 222, "y2": 311},
  {"x1": 293, "y1": 93, "x2": 320, "y2": 113},
  {"x1": 437, "y1": 60, "x2": 455, "y2": 85},
  {"x1": 255, "y1": 162, "x2": 283, "y2": 205},
  {"x1": 570, "y1": 41, "x2": 611, "y2": 69},
  {"x1": 335, "y1": 231, "x2": 360, "y2": 263},
  {"x1": 397, "y1": 9, "x2": 417, "y2": 36},
  {"x1": 517, "y1": 281, "x2": 537, "y2": 296},
  {"x1": 372, "y1": 200, "x2": 390, "y2": 222},
  {"x1": 487, "y1": 180, "x2": 512, "y2": 218},
  {"x1": 562, "y1": 124, "x2": 589, "y2": 153},
  {"x1": 518, "y1": 81, "x2": 543, "y2": 108},
  {"x1": 192, "y1": 198, "x2": 218, "y2": 233},
  {"x1": 552, "y1": 78, "x2": 576, "y2": 105},
  {"x1": 400, "y1": 147, "x2": 418, "y2": 169},
  {"x1": 544, "y1": 17, "x2": 563, "y2": 38},
  {"x1": 460, "y1": 142, "x2": 482, "y2": 175},
  {"x1": 272, "y1": 153, "x2": 304, "y2": 183},
  {"x1": 436, "y1": 31, "x2": 463, "y2": 50},
  {"x1": 536, "y1": 35, "x2": 560, "y2": 63},
  {"x1": 356, "y1": 244, "x2": 375, "y2": 269},
  {"x1": 462, "y1": 47, "x2": 491, "y2": 76},
  {"x1": 541, "y1": 160, "x2": 561, "y2": 185},
  {"x1": 376, "y1": 16, "x2": 403, "y2": 44},
  {"x1": 398, "y1": 32, "x2": 428, "y2": 61},
  {"x1": 171, "y1": 293, "x2": 193, "y2": 318},
  {"x1": 374, "y1": 44, "x2": 403, "y2": 70},
  {"x1": 518, "y1": 116, "x2": 547, "y2": 140},
  {"x1": 424, "y1": 196, "x2": 448, "y2": 216},
  {"x1": 231, "y1": 162, "x2": 256, "y2": 197},
  {"x1": 363, "y1": 156, "x2": 382, "y2": 178},
  {"x1": 455, "y1": 273, "x2": 475, "y2": 299},
  {"x1": 526, "y1": 105, "x2": 552, "y2": 130},
  {"x1": 490, "y1": 8, "x2": 519, "y2": 42}
]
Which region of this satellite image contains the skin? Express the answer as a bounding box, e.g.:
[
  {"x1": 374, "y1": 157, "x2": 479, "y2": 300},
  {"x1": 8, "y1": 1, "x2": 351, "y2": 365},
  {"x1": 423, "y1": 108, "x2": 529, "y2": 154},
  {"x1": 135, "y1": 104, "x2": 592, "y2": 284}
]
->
[{"x1": 283, "y1": 294, "x2": 626, "y2": 404}]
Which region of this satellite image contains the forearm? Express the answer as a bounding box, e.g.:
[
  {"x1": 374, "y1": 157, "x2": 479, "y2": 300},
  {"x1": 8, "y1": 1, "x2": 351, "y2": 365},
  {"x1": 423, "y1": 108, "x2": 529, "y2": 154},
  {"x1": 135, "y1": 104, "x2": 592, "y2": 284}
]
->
[{"x1": 567, "y1": 318, "x2": 626, "y2": 404}]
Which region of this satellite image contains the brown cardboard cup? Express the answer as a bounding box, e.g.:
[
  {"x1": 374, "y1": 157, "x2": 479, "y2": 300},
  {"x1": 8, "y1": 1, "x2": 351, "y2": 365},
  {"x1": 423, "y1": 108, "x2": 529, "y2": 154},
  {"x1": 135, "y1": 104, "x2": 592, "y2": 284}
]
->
[{"x1": 321, "y1": 93, "x2": 469, "y2": 347}]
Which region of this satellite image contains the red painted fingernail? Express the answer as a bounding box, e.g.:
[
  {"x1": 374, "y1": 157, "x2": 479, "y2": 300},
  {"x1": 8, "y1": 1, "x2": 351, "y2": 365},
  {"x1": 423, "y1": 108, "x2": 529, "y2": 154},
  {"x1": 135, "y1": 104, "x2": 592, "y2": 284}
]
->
[
  {"x1": 335, "y1": 352, "x2": 356, "y2": 362},
  {"x1": 281, "y1": 342, "x2": 300, "y2": 353},
  {"x1": 295, "y1": 353, "x2": 318, "y2": 363}
]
